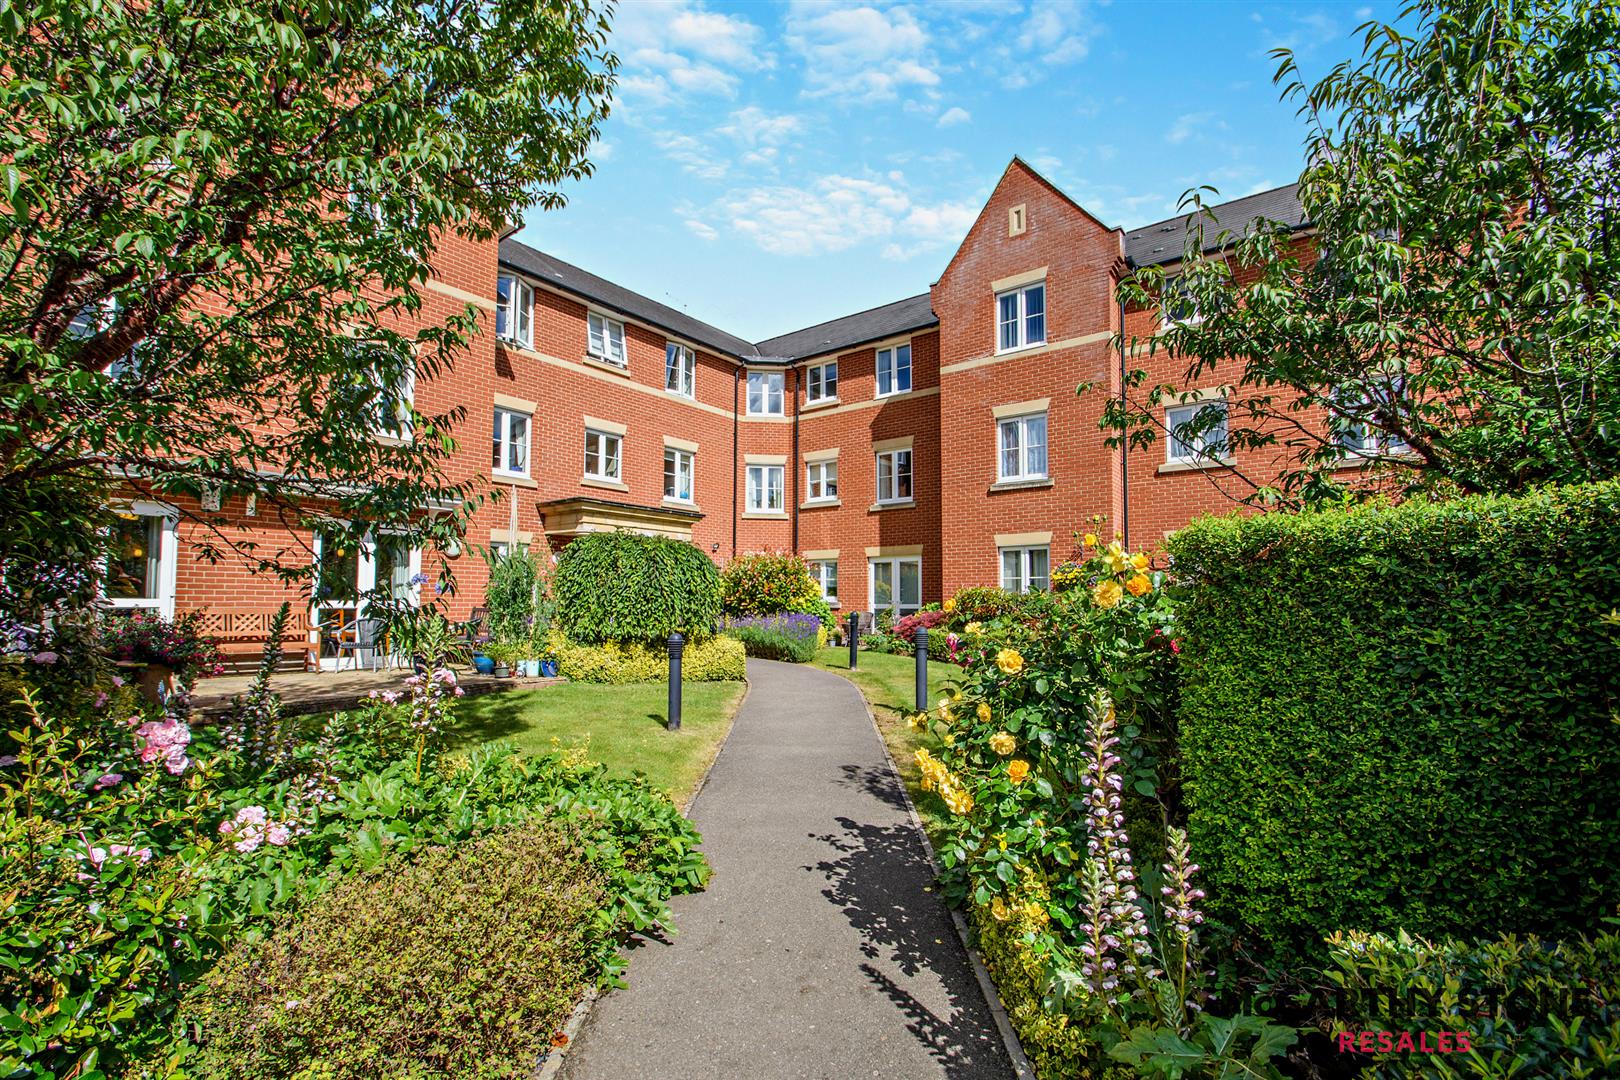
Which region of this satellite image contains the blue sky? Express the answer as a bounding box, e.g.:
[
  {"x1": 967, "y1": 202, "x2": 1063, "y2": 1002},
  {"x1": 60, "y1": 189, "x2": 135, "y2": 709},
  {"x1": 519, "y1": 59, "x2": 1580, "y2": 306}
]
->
[{"x1": 514, "y1": 0, "x2": 1401, "y2": 343}]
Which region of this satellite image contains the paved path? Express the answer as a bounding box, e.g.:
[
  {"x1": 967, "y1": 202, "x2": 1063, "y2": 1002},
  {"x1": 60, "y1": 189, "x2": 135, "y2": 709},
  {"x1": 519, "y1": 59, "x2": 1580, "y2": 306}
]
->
[{"x1": 560, "y1": 659, "x2": 1014, "y2": 1080}]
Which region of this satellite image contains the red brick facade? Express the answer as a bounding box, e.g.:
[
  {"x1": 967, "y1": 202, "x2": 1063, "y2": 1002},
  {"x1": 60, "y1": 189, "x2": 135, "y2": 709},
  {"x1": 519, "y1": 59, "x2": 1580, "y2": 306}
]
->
[{"x1": 138, "y1": 158, "x2": 1352, "y2": 646}]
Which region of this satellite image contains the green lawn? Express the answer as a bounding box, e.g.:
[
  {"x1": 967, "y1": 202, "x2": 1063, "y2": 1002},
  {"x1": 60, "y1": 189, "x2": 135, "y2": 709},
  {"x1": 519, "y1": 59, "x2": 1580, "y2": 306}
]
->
[
  {"x1": 451, "y1": 680, "x2": 747, "y2": 808},
  {"x1": 812, "y1": 646, "x2": 960, "y2": 841}
]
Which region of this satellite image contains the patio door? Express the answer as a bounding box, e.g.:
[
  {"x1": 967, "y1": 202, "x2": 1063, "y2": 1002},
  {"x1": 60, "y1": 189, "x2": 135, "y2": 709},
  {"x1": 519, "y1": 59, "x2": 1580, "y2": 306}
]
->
[
  {"x1": 312, "y1": 527, "x2": 420, "y2": 669},
  {"x1": 869, "y1": 556, "x2": 922, "y2": 618}
]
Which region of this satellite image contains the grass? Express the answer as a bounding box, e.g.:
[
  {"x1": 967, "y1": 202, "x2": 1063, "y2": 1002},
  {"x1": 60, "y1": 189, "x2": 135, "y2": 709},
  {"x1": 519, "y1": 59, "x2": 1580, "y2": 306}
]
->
[
  {"x1": 451, "y1": 680, "x2": 747, "y2": 807},
  {"x1": 811, "y1": 646, "x2": 960, "y2": 842}
]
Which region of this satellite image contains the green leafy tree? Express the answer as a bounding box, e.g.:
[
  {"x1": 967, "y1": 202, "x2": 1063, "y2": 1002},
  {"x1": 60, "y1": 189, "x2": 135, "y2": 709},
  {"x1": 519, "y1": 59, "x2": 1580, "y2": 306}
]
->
[
  {"x1": 1107, "y1": 0, "x2": 1620, "y2": 504},
  {"x1": 0, "y1": 0, "x2": 616, "y2": 610}
]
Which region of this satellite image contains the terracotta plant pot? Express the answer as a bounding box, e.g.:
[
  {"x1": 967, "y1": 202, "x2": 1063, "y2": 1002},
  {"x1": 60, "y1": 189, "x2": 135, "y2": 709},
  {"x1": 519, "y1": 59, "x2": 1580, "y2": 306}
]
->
[{"x1": 136, "y1": 662, "x2": 178, "y2": 708}]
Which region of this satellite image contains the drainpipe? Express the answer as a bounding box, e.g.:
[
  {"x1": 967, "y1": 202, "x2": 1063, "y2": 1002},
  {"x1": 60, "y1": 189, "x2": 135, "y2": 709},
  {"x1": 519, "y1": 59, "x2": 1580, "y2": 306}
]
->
[
  {"x1": 1118, "y1": 296, "x2": 1130, "y2": 551},
  {"x1": 791, "y1": 366, "x2": 801, "y2": 554},
  {"x1": 732, "y1": 365, "x2": 741, "y2": 559}
]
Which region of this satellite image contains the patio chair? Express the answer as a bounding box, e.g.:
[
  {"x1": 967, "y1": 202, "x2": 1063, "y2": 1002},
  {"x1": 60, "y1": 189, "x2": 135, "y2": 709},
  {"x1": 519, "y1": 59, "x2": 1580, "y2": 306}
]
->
[{"x1": 334, "y1": 617, "x2": 384, "y2": 671}]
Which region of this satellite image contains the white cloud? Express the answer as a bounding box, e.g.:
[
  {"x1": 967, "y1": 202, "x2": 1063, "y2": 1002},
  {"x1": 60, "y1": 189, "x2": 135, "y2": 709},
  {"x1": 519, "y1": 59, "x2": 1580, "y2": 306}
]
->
[
  {"x1": 654, "y1": 132, "x2": 729, "y2": 180},
  {"x1": 937, "y1": 106, "x2": 971, "y2": 128},
  {"x1": 588, "y1": 138, "x2": 614, "y2": 162},
  {"x1": 685, "y1": 218, "x2": 719, "y2": 241},
  {"x1": 685, "y1": 172, "x2": 978, "y2": 258},
  {"x1": 717, "y1": 106, "x2": 806, "y2": 147},
  {"x1": 610, "y1": 2, "x2": 769, "y2": 106},
  {"x1": 1165, "y1": 111, "x2": 1226, "y2": 145},
  {"x1": 1017, "y1": 0, "x2": 1096, "y2": 66},
  {"x1": 785, "y1": 4, "x2": 941, "y2": 102}
]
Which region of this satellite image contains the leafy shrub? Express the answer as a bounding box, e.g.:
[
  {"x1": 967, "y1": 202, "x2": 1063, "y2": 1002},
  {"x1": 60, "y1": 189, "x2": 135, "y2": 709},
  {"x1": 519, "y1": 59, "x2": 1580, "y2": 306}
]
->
[
  {"x1": 720, "y1": 552, "x2": 831, "y2": 625},
  {"x1": 1168, "y1": 482, "x2": 1620, "y2": 967},
  {"x1": 725, "y1": 626, "x2": 816, "y2": 663},
  {"x1": 940, "y1": 585, "x2": 1038, "y2": 631},
  {"x1": 1325, "y1": 927, "x2": 1620, "y2": 1077},
  {"x1": 552, "y1": 632, "x2": 745, "y2": 683},
  {"x1": 553, "y1": 532, "x2": 722, "y2": 645},
  {"x1": 484, "y1": 548, "x2": 541, "y2": 644},
  {"x1": 187, "y1": 823, "x2": 608, "y2": 1080},
  {"x1": 98, "y1": 609, "x2": 224, "y2": 685}
]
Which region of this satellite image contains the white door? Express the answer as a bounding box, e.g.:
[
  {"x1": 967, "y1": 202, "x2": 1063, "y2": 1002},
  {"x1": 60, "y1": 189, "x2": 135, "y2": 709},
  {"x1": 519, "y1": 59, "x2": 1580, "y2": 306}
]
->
[
  {"x1": 869, "y1": 556, "x2": 922, "y2": 617},
  {"x1": 312, "y1": 527, "x2": 420, "y2": 669}
]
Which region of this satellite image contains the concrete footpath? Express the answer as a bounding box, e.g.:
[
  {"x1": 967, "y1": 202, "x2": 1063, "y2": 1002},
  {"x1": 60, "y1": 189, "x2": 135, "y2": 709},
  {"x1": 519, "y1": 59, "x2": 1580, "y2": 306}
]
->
[{"x1": 559, "y1": 659, "x2": 1015, "y2": 1080}]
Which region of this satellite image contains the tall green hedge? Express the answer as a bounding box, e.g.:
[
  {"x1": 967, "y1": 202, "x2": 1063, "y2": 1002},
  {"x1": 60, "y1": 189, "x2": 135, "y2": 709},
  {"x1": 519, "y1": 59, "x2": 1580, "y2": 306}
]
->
[
  {"x1": 552, "y1": 531, "x2": 722, "y2": 645},
  {"x1": 1168, "y1": 483, "x2": 1620, "y2": 967}
]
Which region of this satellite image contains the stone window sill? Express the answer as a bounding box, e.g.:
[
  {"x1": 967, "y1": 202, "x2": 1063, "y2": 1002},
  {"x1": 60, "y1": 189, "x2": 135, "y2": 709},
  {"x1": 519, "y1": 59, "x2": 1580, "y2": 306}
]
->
[
  {"x1": 740, "y1": 511, "x2": 788, "y2": 520},
  {"x1": 869, "y1": 500, "x2": 916, "y2": 512},
  {"x1": 582, "y1": 355, "x2": 631, "y2": 377},
  {"x1": 492, "y1": 471, "x2": 537, "y2": 488},
  {"x1": 988, "y1": 477, "x2": 1053, "y2": 493},
  {"x1": 801, "y1": 397, "x2": 840, "y2": 412},
  {"x1": 1157, "y1": 457, "x2": 1235, "y2": 475},
  {"x1": 662, "y1": 498, "x2": 700, "y2": 512},
  {"x1": 800, "y1": 499, "x2": 842, "y2": 510},
  {"x1": 581, "y1": 476, "x2": 630, "y2": 492}
]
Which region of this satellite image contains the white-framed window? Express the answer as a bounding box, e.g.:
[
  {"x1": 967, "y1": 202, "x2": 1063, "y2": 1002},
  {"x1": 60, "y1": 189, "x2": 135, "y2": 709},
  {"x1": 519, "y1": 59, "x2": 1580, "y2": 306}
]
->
[
  {"x1": 747, "y1": 371, "x2": 784, "y2": 416},
  {"x1": 875, "y1": 449, "x2": 913, "y2": 504},
  {"x1": 587, "y1": 312, "x2": 627, "y2": 367},
  {"x1": 807, "y1": 559, "x2": 839, "y2": 605},
  {"x1": 1333, "y1": 385, "x2": 1410, "y2": 456},
  {"x1": 1166, "y1": 400, "x2": 1229, "y2": 464},
  {"x1": 496, "y1": 274, "x2": 534, "y2": 348},
  {"x1": 584, "y1": 427, "x2": 622, "y2": 482},
  {"x1": 1160, "y1": 274, "x2": 1201, "y2": 329},
  {"x1": 1000, "y1": 546, "x2": 1050, "y2": 594},
  {"x1": 746, "y1": 464, "x2": 784, "y2": 513},
  {"x1": 997, "y1": 413, "x2": 1048, "y2": 481},
  {"x1": 664, "y1": 447, "x2": 695, "y2": 503},
  {"x1": 996, "y1": 282, "x2": 1046, "y2": 352},
  {"x1": 806, "y1": 460, "x2": 839, "y2": 503},
  {"x1": 807, "y1": 361, "x2": 838, "y2": 402},
  {"x1": 870, "y1": 556, "x2": 921, "y2": 615},
  {"x1": 492, "y1": 407, "x2": 531, "y2": 477},
  {"x1": 875, "y1": 343, "x2": 912, "y2": 397},
  {"x1": 102, "y1": 504, "x2": 178, "y2": 618},
  {"x1": 362, "y1": 354, "x2": 414, "y2": 440},
  {"x1": 665, "y1": 342, "x2": 695, "y2": 398}
]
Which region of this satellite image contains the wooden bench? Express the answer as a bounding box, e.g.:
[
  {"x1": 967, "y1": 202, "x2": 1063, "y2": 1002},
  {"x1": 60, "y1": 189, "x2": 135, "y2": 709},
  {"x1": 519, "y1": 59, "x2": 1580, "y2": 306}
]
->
[{"x1": 193, "y1": 606, "x2": 317, "y2": 673}]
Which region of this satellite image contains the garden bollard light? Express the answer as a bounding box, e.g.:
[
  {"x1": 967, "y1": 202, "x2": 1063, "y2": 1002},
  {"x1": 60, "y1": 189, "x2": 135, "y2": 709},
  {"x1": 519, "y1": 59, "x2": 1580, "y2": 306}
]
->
[
  {"x1": 914, "y1": 626, "x2": 928, "y2": 713},
  {"x1": 847, "y1": 612, "x2": 860, "y2": 670},
  {"x1": 667, "y1": 631, "x2": 684, "y2": 732}
]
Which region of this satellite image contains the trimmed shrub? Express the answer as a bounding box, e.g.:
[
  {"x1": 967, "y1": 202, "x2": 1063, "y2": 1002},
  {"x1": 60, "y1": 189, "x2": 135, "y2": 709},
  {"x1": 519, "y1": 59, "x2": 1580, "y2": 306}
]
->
[
  {"x1": 1326, "y1": 927, "x2": 1620, "y2": 1077},
  {"x1": 1168, "y1": 483, "x2": 1620, "y2": 966},
  {"x1": 552, "y1": 532, "x2": 722, "y2": 645},
  {"x1": 553, "y1": 632, "x2": 745, "y2": 684},
  {"x1": 720, "y1": 552, "x2": 831, "y2": 625},
  {"x1": 725, "y1": 626, "x2": 816, "y2": 663},
  {"x1": 187, "y1": 823, "x2": 607, "y2": 1079}
]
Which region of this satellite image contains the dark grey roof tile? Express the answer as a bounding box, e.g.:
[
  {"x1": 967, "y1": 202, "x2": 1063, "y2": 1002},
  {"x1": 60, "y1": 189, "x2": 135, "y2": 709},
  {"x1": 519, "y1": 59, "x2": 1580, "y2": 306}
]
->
[{"x1": 1125, "y1": 183, "x2": 1306, "y2": 267}]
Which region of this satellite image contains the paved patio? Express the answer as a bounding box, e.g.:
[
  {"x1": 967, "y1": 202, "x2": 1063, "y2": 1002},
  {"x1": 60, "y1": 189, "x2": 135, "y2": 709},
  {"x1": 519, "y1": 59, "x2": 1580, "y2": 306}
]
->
[{"x1": 190, "y1": 667, "x2": 561, "y2": 718}]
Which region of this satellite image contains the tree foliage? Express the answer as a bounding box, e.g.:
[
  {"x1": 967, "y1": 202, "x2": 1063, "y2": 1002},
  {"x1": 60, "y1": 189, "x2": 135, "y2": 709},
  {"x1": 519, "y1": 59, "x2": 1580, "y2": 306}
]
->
[
  {"x1": 0, "y1": 0, "x2": 616, "y2": 610},
  {"x1": 1108, "y1": 0, "x2": 1620, "y2": 504}
]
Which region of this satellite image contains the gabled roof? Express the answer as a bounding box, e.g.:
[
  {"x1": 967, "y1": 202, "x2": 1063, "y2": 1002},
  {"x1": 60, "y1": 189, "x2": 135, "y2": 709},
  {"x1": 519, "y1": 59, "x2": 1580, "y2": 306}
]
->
[
  {"x1": 1125, "y1": 183, "x2": 1306, "y2": 267},
  {"x1": 499, "y1": 238, "x2": 759, "y2": 359},
  {"x1": 752, "y1": 293, "x2": 938, "y2": 362}
]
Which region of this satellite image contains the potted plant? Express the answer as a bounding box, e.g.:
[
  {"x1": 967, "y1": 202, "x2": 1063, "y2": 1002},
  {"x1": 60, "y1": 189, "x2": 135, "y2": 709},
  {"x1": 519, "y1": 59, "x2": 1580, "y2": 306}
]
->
[
  {"x1": 482, "y1": 642, "x2": 519, "y2": 678},
  {"x1": 99, "y1": 610, "x2": 224, "y2": 706}
]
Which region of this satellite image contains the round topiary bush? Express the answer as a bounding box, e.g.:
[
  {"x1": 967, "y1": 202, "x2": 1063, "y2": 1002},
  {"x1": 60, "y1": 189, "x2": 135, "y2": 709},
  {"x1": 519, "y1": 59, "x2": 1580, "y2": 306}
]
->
[{"x1": 552, "y1": 531, "x2": 722, "y2": 645}]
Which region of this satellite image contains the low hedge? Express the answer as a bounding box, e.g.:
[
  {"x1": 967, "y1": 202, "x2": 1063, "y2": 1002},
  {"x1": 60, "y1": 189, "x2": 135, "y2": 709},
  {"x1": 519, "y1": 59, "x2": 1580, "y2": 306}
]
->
[
  {"x1": 1326, "y1": 927, "x2": 1620, "y2": 1077},
  {"x1": 553, "y1": 632, "x2": 745, "y2": 684},
  {"x1": 552, "y1": 532, "x2": 722, "y2": 645},
  {"x1": 187, "y1": 823, "x2": 608, "y2": 1079},
  {"x1": 1168, "y1": 482, "x2": 1620, "y2": 967},
  {"x1": 724, "y1": 626, "x2": 816, "y2": 663}
]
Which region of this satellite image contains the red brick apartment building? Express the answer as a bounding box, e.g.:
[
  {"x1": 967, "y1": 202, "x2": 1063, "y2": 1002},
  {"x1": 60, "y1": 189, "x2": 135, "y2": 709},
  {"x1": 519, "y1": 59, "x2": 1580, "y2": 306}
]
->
[{"x1": 108, "y1": 158, "x2": 1323, "y2": 663}]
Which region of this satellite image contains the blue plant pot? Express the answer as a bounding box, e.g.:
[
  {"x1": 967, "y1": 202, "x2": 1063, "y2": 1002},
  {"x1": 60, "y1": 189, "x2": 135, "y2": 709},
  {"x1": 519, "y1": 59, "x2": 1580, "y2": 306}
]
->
[
  {"x1": 472, "y1": 654, "x2": 495, "y2": 675},
  {"x1": 539, "y1": 658, "x2": 559, "y2": 678}
]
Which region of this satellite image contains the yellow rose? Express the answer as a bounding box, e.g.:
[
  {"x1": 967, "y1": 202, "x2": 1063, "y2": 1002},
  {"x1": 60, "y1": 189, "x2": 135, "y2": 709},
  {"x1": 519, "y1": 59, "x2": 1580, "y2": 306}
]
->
[
  {"x1": 1125, "y1": 573, "x2": 1153, "y2": 597},
  {"x1": 1093, "y1": 580, "x2": 1124, "y2": 609},
  {"x1": 976, "y1": 702, "x2": 992, "y2": 723},
  {"x1": 942, "y1": 731, "x2": 956, "y2": 747},
  {"x1": 943, "y1": 597, "x2": 957, "y2": 613},
  {"x1": 995, "y1": 648, "x2": 1024, "y2": 676},
  {"x1": 964, "y1": 621, "x2": 983, "y2": 635},
  {"x1": 1082, "y1": 532, "x2": 1098, "y2": 548},
  {"x1": 1104, "y1": 544, "x2": 1132, "y2": 574},
  {"x1": 907, "y1": 713, "x2": 923, "y2": 730},
  {"x1": 989, "y1": 731, "x2": 1016, "y2": 756},
  {"x1": 937, "y1": 698, "x2": 952, "y2": 721},
  {"x1": 942, "y1": 783, "x2": 975, "y2": 815},
  {"x1": 1007, "y1": 759, "x2": 1031, "y2": 784},
  {"x1": 989, "y1": 895, "x2": 1012, "y2": 922},
  {"x1": 1131, "y1": 553, "x2": 1150, "y2": 571}
]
